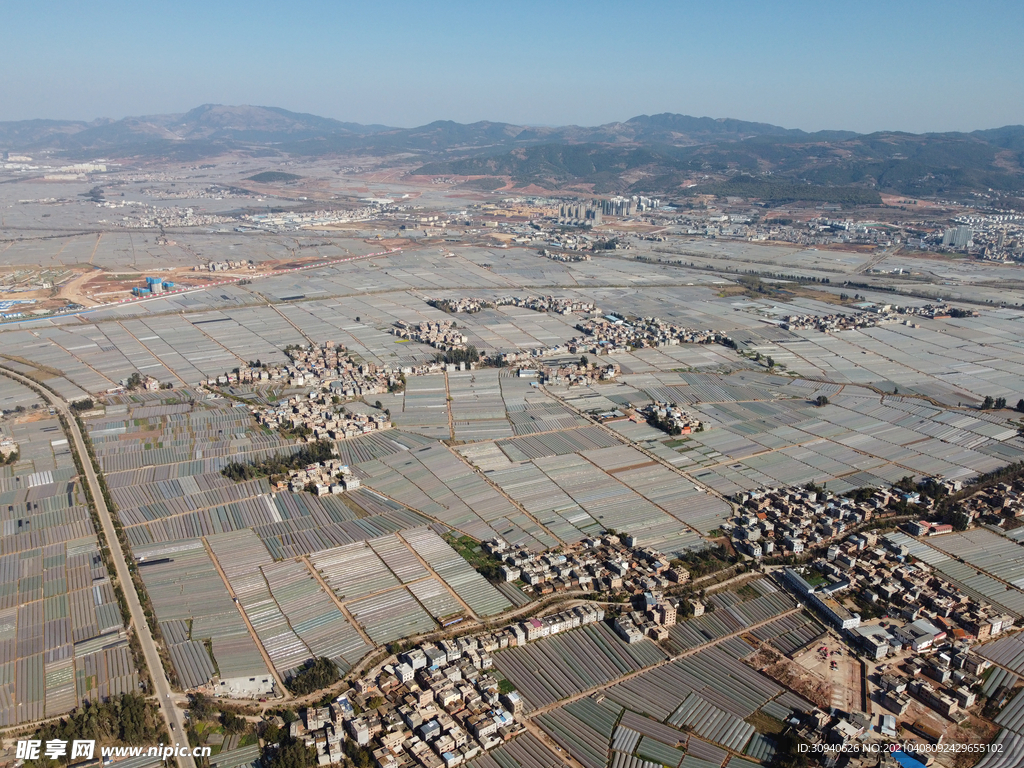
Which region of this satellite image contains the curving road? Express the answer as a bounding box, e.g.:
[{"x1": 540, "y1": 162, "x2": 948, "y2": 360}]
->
[{"x1": 0, "y1": 367, "x2": 194, "y2": 768}]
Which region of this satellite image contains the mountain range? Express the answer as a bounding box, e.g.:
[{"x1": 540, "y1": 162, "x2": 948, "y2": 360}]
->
[{"x1": 3, "y1": 104, "x2": 1023, "y2": 200}]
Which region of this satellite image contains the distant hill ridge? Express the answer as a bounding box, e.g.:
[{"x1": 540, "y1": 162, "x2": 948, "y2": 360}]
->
[{"x1": 2, "y1": 104, "x2": 1022, "y2": 198}]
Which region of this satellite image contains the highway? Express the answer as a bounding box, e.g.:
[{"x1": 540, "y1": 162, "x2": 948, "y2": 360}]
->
[{"x1": 0, "y1": 366, "x2": 195, "y2": 768}]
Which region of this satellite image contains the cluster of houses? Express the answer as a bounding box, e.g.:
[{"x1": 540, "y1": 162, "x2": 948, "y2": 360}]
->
[
  {"x1": 776, "y1": 527, "x2": 1016, "y2": 729},
  {"x1": 485, "y1": 534, "x2": 689, "y2": 598},
  {"x1": 778, "y1": 303, "x2": 973, "y2": 333},
  {"x1": 770, "y1": 528, "x2": 1019, "y2": 741},
  {"x1": 391, "y1": 320, "x2": 468, "y2": 352},
  {"x1": 613, "y1": 591, "x2": 690, "y2": 643},
  {"x1": 515, "y1": 361, "x2": 619, "y2": 386},
  {"x1": 951, "y1": 481, "x2": 1024, "y2": 527},
  {"x1": 202, "y1": 342, "x2": 399, "y2": 396},
  {"x1": 490, "y1": 347, "x2": 571, "y2": 366},
  {"x1": 871, "y1": 645, "x2": 988, "y2": 723},
  {"x1": 779, "y1": 311, "x2": 894, "y2": 333},
  {"x1": 205, "y1": 367, "x2": 283, "y2": 386},
  {"x1": 538, "y1": 249, "x2": 591, "y2": 261},
  {"x1": 280, "y1": 343, "x2": 398, "y2": 395},
  {"x1": 729, "y1": 485, "x2": 901, "y2": 559},
  {"x1": 638, "y1": 401, "x2": 704, "y2": 435},
  {"x1": 480, "y1": 316, "x2": 732, "y2": 366},
  {"x1": 253, "y1": 393, "x2": 391, "y2": 441},
  {"x1": 429, "y1": 295, "x2": 597, "y2": 315},
  {"x1": 779, "y1": 518, "x2": 1015, "y2": 643},
  {"x1": 573, "y1": 316, "x2": 731, "y2": 353},
  {"x1": 115, "y1": 204, "x2": 233, "y2": 229},
  {"x1": 193, "y1": 259, "x2": 255, "y2": 271},
  {"x1": 275, "y1": 458, "x2": 361, "y2": 495},
  {"x1": 294, "y1": 607, "x2": 609, "y2": 768}
]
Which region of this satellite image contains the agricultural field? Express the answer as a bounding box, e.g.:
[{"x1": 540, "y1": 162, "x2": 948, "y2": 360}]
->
[
  {"x1": 485, "y1": 579, "x2": 809, "y2": 768},
  {"x1": 0, "y1": 411, "x2": 139, "y2": 725}
]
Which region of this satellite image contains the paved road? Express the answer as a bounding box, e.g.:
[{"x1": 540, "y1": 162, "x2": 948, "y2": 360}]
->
[{"x1": 0, "y1": 367, "x2": 194, "y2": 768}]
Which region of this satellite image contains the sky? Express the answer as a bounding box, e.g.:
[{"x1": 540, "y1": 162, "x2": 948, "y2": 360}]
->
[{"x1": 2, "y1": 0, "x2": 1022, "y2": 133}]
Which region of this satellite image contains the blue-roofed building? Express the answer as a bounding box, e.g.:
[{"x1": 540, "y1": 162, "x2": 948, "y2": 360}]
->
[{"x1": 891, "y1": 749, "x2": 927, "y2": 768}]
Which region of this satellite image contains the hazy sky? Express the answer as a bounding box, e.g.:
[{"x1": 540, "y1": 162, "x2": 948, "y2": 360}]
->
[{"x1": 2, "y1": 0, "x2": 1022, "y2": 133}]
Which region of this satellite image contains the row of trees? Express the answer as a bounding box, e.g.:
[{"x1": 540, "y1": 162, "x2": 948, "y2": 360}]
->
[
  {"x1": 433, "y1": 345, "x2": 480, "y2": 366},
  {"x1": 980, "y1": 395, "x2": 1008, "y2": 410},
  {"x1": 977, "y1": 396, "x2": 1024, "y2": 412},
  {"x1": 222, "y1": 440, "x2": 336, "y2": 482}
]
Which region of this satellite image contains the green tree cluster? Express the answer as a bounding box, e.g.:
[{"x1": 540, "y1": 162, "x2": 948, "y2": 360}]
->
[
  {"x1": 24, "y1": 694, "x2": 159, "y2": 765},
  {"x1": 433, "y1": 345, "x2": 480, "y2": 366},
  {"x1": 222, "y1": 440, "x2": 335, "y2": 482},
  {"x1": 267, "y1": 738, "x2": 317, "y2": 768},
  {"x1": 286, "y1": 657, "x2": 340, "y2": 696}
]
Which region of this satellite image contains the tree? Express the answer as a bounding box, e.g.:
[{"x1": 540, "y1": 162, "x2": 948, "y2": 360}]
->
[
  {"x1": 374, "y1": 400, "x2": 383, "y2": 411},
  {"x1": 982, "y1": 395, "x2": 995, "y2": 410},
  {"x1": 766, "y1": 356, "x2": 775, "y2": 369},
  {"x1": 222, "y1": 710, "x2": 247, "y2": 734},
  {"x1": 580, "y1": 355, "x2": 589, "y2": 366},
  {"x1": 127, "y1": 372, "x2": 143, "y2": 390},
  {"x1": 268, "y1": 738, "x2": 317, "y2": 768},
  {"x1": 189, "y1": 693, "x2": 214, "y2": 722},
  {"x1": 1017, "y1": 398, "x2": 1024, "y2": 413},
  {"x1": 950, "y1": 510, "x2": 971, "y2": 531},
  {"x1": 70, "y1": 398, "x2": 94, "y2": 412},
  {"x1": 769, "y1": 728, "x2": 810, "y2": 768},
  {"x1": 285, "y1": 657, "x2": 339, "y2": 696},
  {"x1": 995, "y1": 397, "x2": 1007, "y2": 409},
  {"x1": 261, "y1": 721, "x2": 282, "y2": 744},
  {"x1": 815, "y1": 395, "x2": 829, "y2": 407},
  {"x1": 432, "y1": 346, "x2": 479, "y2": 366},
  {"x1": 222, "y1": 440, "x2": 337, "y2": 484}
]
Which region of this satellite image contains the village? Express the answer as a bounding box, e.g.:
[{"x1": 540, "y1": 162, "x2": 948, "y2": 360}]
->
[
  {"x1": 515, "y1": 359, "x2": 620, "y2": 386},
  {"x1": 275, "y1": 457, "x2": 362, "y2": 496},
  {"x1": 290, "y1": 627, "x2": 530, "y2": 768},
  {"x1": 487, "y1": 534, "x2": 687, "y2": 596},
  {"x1": 390, "y1": 320, "x2": 468, "y2": 352},
  {"x1": 287, "y1": 527, "x2": 705, "y2": 768},
  {"x1": 203, "y1": 342, "x2": 402, "y2": 393},
  {"x1": 572, "y1": 316, "x2": 732, "y2": 353},
  {"x1": 775, "y1": 526, "x2": 1017, "y2": 751},
  {"x1": 427, "y1": 295, "x2": 598, "y2": 316},
  {"x1": 252, "y1": 393, "x2": 391, "y2": 442},
  {"x1": 637, "y1": 401, "x2": 704, "y2": 435},
  {"x1": 778, "y1": 303, "x2": 976, "y2": 333}
]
